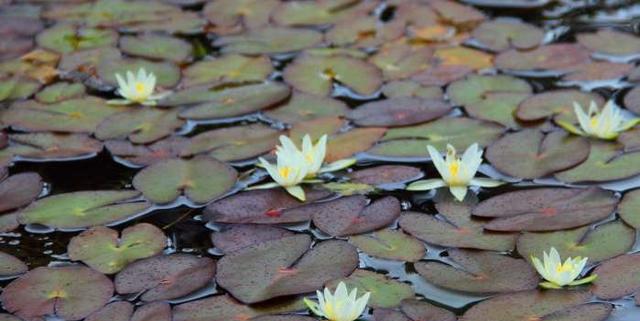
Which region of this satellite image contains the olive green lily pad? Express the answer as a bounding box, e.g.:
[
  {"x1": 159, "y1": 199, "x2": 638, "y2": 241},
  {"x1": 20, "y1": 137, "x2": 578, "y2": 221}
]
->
[
  {"x1": 430, "y1": 0, "x2": 486, "y2": 25},
  {"x1": 214, "y1": 27, "x2": 323, "y2": 55},
  {"x1": 471, "y1": 18, "x2": 543, "y2": 52},
  {"x1": 591, "y1": 253, "x2": 640, "y2": 301},
  {"x1": 181, "y1": 54, "x2": 273, "y2": 88},
  {"x1": 120, "y1": 34, "x2": 192, "y2": 63},
  {"x1": 619, "y1": 189, "x2": 640, "y2": 229},
  {"x1": 623, "y1": 85, "x2": 640, "y2": 114},
  {"x1": 271, "y1": 0, "x2": 377, "y2": 26},
  {"x1": 577, "y1": 29, "x2": 640, "y2": 58},
  {"x1": 264, "y1": 92, "x2": 349, "y2": 124},
  {"x1": 173, "y1": 294, "x2": 305, "y2": 321},
  {"x1": 216, "y1": 235, "x2": 358, "y2": 304},
  {"x1": 86, "y1": 301, "x2": 133, "y2": 321},
  {"x1": 381, "y1": 80, "x2": 443, "y2": 99},
  {"x1": 447, "y1": 74, "x2": 532, "y2": 107},
  {"x1": 68, "y1": 223, "x2": 166, "y2": 274},
  {"x1": 35, "y1": 82, "x2": 85, "y2": 103},
  {"x1": 399, "y1": 195, "x2": 517, "y2": 251},
  {"x1": 473, "y1": 187, "x2": 618, "y2": 232},
  {"x1": 326, "y1": 269, "x2": 414, "y2": 308},
  {"x1": 326, "y1": 17, "x2": 404, "y2": 49},
  {"x1": 58, "y1": 47, "x2": 121, "y2": 74},
  {"x1": 0, "y1": 266, "x2": 114, "y2": 321},
  {"x1": 203, "y1": 0, "x2": 279, "y2": 31},
  {"x1": 554, "y1": 142, "x2": 640, "y2": 183},
  {"x1": 96, "y1": 108, "x2": 185, "y2": 144},
  {"x1": 495, "y1": 44, "x2": 591, "y2": 74},
  {"x1": 119, "y1": 11, "x2": 206, "y2": 35},
  {"x1": 369, "y1": 44, "x2": 434, "y2": 80},
  {"x1": 105, "y1": 137, "x2": 187, "y2": 167},
  {"x1": 18, "y1": 190, "x2": 151, "y2": 229},
  {"x1": 180, "y1": 124, "x2": 280, "y2": 162},
  {"x1": 349, "y1": 229, "x2": 425, "y2": 262},
  {"x1": 0, "y1": 133, "x2": 103, "y2": 164},
  {"x1": 460, "y1": 290, "x2": 611, "y2": 321},
  {"x1": 97, "y1": 58, "x2": 180, "y2": 88},
  {"x1": 0, "y1": 251, "x2": 27, "y2": 277},
  {"x1": 348, "y1": 97, "x2": 451, "y2": 127},
  {"x1": 0, "y1": 77, "x2": 41, "y2": 102},
  {"x1": 367, "y1": 117, "x2": 504, "y2": 158},
  {"x1": 515, "y1": 89, "x2": 605, "y2": 122},
  {"x1": 0, "y1": 172, "x2": 42, "y2": 213},
  {"x1": 517, "y1": 220, "x2": 634, "y2": 264},
  {"x1": 416, "y1": 249, "x2": 538, "y2": 293},
  {"x1": 133, "y1": 156, "x2": 237, "y2": 204},
  {"x1": 486, "y1": 130, "x2": 590, "y2": 179},
  {"x1": 36, "y1": 24, "x2": 118, "y2": 54},
  {"x1": 283, "y1": 53, "x2": 382, "y2": 96}
]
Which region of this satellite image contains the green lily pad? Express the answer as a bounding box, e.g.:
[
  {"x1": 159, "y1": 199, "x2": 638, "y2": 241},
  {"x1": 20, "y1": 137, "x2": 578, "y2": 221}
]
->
[
  {"x1": 119, "y1": 11, "x2": 206, "y2": 35},
  {"x1": 2, "y1": 97, "x2": 125, "y2": 133},
  {"x1": 18, "y1": 190, "x2": 151, "y2": 229},
  {"x1": 36, "y1": 24, "x2": 118, "y2": 54},
  {"x1": 326, "y1": 269, "x2": 414, "y2": 309},
  {"x1": 283, "y1": 53, "x2": 382, "y2": 96},
  {"x1": 430, "y1": 0, "x2": 486, "y2": 25},
  {"x1": 349, "y1": 229, "x2": 425, "y2": 262},
  {"x1": 96, "y1": 108, "x2": 185, "y2": 144},
  {"x1": 271, "y1": 0, "x2": 377, "y2": 26},
  {"x1": 97, "y1": 58, "x2": 180, "y2": 88},
  {"x1": 264, "y1": 92, "x2": 349, "y2": 124},
  {"x1": 415, "y1": 249, "x2": 538, "y2": 293},
  {"x1": 58, "y1": 47, "x2": 121, "y2": 74},
  {"x1": 0, "y1": 266, "x2": 114, "y2": 321},
  {"x1": 381, "y1": 80, "x2": 443, "y2": 99},
  {"x1": 214, "y1": 27, "x2": 323, "y2": 55},
  {"x1": 0, "y1": 133, "x2": 103, "y2": 164},
  {"x1": 0, "y1": 172, "x2": 42, "y2": 212},
  {"x1": 0, "y1": 76, "x2": 41, "y2": 102},
  {"x1": 68, "y1": 223, "x2": 166, "y2": 274},
  {"x1": 212, "y1": 224, "x2": 294, "y2": 254},
  {"x1": 35, "y1": 82, "x2": 85, "y2": 103},
  {"x1": 400, "y1": 299, "x2": 456, "y2": 321},
  {"x1": 132, "y1": 156, "x2": 237, "y2": 204},
  {"x1": 349, "y1": 97, "x2": 451, "y2": 127},
  {"x1": 348, "y1": 165, "x2": 423, "y2": 187},
  {"x1": 495, "y1": 44, "x2": 591, "y2": 74},
  {"x1": 577, "y1": 29, "x2": 640, "y2": 58},
  {"x1": 173, "y1": 294, "x2": 305, "y2": 321},
  {"x1": 86, "y1": 301, "x2": 133, "y2": 321},
  {"x1": 120, "y1": 34, "x2": 192, "y2": 63},
  {"x1": 561, "y1": 62, "x2": 633, "y2": 82},
  {"x1": 460, "y1": 290, "x2": 611, "y2": 321},
  {"x1": 468, "y1": 92, "x2": 530, "y2": 128},
  {"x1": 591, "y1": 253, "x2": 640, "y2": 301},
  {"x1": 400, "y1": 194, "x2": 517, "y2": 251},
  {"x1": 367, "y1": 117, "x2": 504, "y2": 158},
  {"x1": 181, "y1": 54, "x2": 273, "y2": 88},
  {"x1": 623, "y1": 85, "x2": 640, "y2": 114},
  {"x1": 619, "y1": 189, "x2": 640, "y2": 229},
  {"x1": 105, "y1": 137, "x2": 187, "y2": 167},
  {"x1": 515, "y1": 89, "x2": 605, "y2": 123},
  {"x1": 486, "y1": 129, "x2": 590, "y2": 179},
  {"x1": 0, "y1": 251, "x2": 27, "y2": 277},
  {"x1": 326, "y1": 17, "x2": 404, "y2": 49},
  {"x1": 180, "y1": 124, "x2": 280, "y2": 162},
  {"x1": 516, "y1": 220, "x2": 634, "y2": 264},
  {"x1": 115, "y1": 253, "x2": 216, "y2": 302},
  {"x1": 203, "y1": 0, "x2": 279, "y2": 31},
  {"x1": 369, "y1": 44, "x2": 434, "y2": 80},
  {"x1": 554, "y1": 142, "x2": 640, "y2": 183},
  {"x1": 471, "y1": 19, "x2": 544, "y2": 52},
  {"x1": 473, "y1": 187, "x2": 618, "y2": 232},
  {"x1": 216, "y1": 235, "x2": 358, "y2": 304}
]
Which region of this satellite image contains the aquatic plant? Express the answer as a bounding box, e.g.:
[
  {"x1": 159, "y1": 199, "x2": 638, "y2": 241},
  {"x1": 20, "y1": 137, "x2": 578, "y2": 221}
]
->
[
  {"x1": 531, "y1": 247, "x2": 597, "y2": 289},
  {"x1": 304, "y1": 282, "x2": 370, "y2": 321}
]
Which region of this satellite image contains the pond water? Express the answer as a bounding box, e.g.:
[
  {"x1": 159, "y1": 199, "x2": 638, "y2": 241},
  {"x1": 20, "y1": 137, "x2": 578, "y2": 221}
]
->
[{"x1": 1, "y1": 1, "x2": 640, "y2": 321}]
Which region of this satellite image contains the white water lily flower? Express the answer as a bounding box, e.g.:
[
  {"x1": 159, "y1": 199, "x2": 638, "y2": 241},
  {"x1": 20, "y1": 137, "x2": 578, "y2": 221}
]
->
[
  {"x1": 254, "y1": 137, "x2": 309, "y2": 201},
  {"x1": 107, "y1": 68, "x2": 169, "y2": 106},
  {"x1": 301, "y1": 134, "x2": 327, "y2": 176},
  {"x1": 531, "y1": 247, "x2": 597, "y2": 289},
  {"x1": 406, "y1": 143, "x2": 502, "y2": 201},
  {"x1": 557, "y1": 100, "x2": 640, "y2": 140},
  {"x1": 304, "y1": 282, "x2": 370, "y2": 321}
]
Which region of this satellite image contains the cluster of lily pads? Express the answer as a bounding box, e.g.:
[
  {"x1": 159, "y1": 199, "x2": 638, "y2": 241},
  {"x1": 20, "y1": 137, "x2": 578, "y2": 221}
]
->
[{"x1": 1, "y1": 0, "x2": 640, "y2": 321}]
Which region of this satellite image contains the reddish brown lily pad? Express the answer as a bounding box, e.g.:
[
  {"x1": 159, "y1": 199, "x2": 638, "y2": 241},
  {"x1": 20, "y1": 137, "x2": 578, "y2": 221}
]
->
[
  {"x1": 515, "y1": 89, "x2": 605, "y2": 123},
  {"x1": 562, "y1": 62, "x2": 633, "y2": 82},
  {"x1": 86, "y1": 301, "x2": 134, "y2": 321},
  {"x1": 473, "y1": 187, "x2": 618, "y2": 232},
  {"x1": 214, "y1": 27, "x2": 323, "y2": 55},
  {"x1": 96, "y1": 108, "x2": 185, "y2": 144},
  {"x1": 131, "y1": 302, "x2": 171, "y2": 321},
  {"x1": 495, "y1": 44, "x2": 591, "y2": 74},
  {"x1": 577, "y1": 29, "x2": 640, "y2": 58},
  {"x1": 624, "y1": 85, "x2": 640, "y2": 114},
  {"x1": 348, "y1": 165, "x2": 423, "y2": 187},
  {"x1": 619, "y1": 188, "x2": 640, "y2": 229},
  {"x1": 264, "y1": 92, "x2": 349, "y2": 124},
  {"x1": 105, "y1": 137, "x2": 188, "y2": 167},
  {"x1": 554, "y1": 142, "x2": 640, "y2": 183},
  {"x1": 272, "y1": 0, "x2": 377, "y2": 26},
  {"x1": 211, "y1": 225, "x2": 294, "y2": 254},
  {"x1": 369, "y1": 44, "x2": 434, "y2": 80},
  {"x1": 326, "y1": 17, "x2": 404, "y2": 49},
  {"x1": 381, "y1": 80, "x2": 443, "y2": 100},
  {"x1": 0, "y1": 251, "x2": 27, "y2": 277},
  {"x1": 203, "y1": 0, "x2": 279, "y2": 31},
  {"x1": 591, "y1": 253, "x2": 640, "y2": 301},
  {"x1": 326, "y1": 269, "x2": 414, "y2": 308},
  {"x1": 471, "y1": 19, "x2": 543, "y2": 52},
  {"x1": 0, "y1": 133, "x2": 102, "y2": 165},
  {"x1": 0, "y1": 172, "x2": 42, "y2": 213},
  {"x1": 348, "y1": 97, "x2": 451, "y2": 127},
  {"x1": 173, "y1": 294, "x2": 304, "y2": 321},
  {"x1": 401, "y1": 299, "x2": 456, "y2": 321}
]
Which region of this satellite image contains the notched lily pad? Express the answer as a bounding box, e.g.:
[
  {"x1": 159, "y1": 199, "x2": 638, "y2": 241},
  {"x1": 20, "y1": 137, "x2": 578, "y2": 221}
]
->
[
  {"x1": 181, "y1": 54, "x2": 273, "y2": 88},
  {"x1": 591, "y1": 253, "x2": 640, "y2": 301},
  {"x1": 470, "y1": 19, "x2": 543, "y2": 52},
  {"x1": 272, "y1": 0, "x2": 377, "y2": 26},
  {"x1": 325, "y1": 17, "x2": 404, "y2": 49},
  {"x1": 577, "y1": 29, "x2": 640, "y2": 59},
  {"x1": 495, "y1": 44, "x2": 591, "y2": 74},
  {"x1": 203, "y1": 0, "x2": 279, "y2": 32},
  {"x1": 472, "y1": 187, "x2": 618, "y2": 232},
  {"x1": 120, "y1": 34, "x2": 192, "y2": 63},
  {"x1": 211, "y1": 224, "x2": 294, "y2": 254},
  {"x1": 214, "y1": 27, "x2": 323, "y2": 55},
  {"x1": 349, "y1": 229, "x2": 425, "y2": 262},
  {"x1": 0, "y1": 266, "x2": 114, "y2": 321},
  {"x1": 36, "y1": 24, "x2": 118, "y2": 54},
  {"x1": 554, "y1": 142, "x2": 640, "y2": 183},
  {"x1": 86, "y1": 301, "x2": 133, "y2": 321},
  {"x1": 562, "y1": 62, "x2": 633, "y2": 82},
  {"x1": 369, "y1": 44, "x2": 433, "y2": 80},
  {"x1": 132, "y1": 156, "x2": 237, "y2": 204},
  {"x1": 35, "y1": 82, "x2": 85, "y2": 103},
  {"x1": 348, "y1": 97, "x2": 451, "y2": 127},
  {"x1": 327, "y1": 269, "x2": 414, "y2": 308},
  {"x1": 381, "y1": 80, "x2": 443, "y2": 100},
  {"x1": 0, "y1": 251, "x2": 27, "y2": 277},
  {"x1": 515, "y1": 90, "x2": 605, "y2": 123},
  {"x1": 96, "y1": 108, "x2": 185, "y2": 144},
  {"x1": 0, "y1": 172, "x2": 42, "y2": 213},
  {"x1": 264, "y1": 92, "x2": 349, "y2": 124},
  {"x1": 68, "y1": 223, "x2": 166, "y2": 274}
]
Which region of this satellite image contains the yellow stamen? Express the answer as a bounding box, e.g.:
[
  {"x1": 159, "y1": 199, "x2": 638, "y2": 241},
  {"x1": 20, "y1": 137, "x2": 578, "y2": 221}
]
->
[
  {"x1": 134, "y1": 82, "x2": 146, "y2": 93},
  {"x1": 279, "y1": 166, "x2": 291, "y2": 178},
  {"x1": 448, "y1": 162, "x2": 459, "y2": 177}
]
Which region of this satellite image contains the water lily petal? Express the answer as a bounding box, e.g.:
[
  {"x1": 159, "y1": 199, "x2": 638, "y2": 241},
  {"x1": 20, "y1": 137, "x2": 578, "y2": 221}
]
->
[
  {"x1": 469, "y1": 177, "x2": 504, "y2": 187},
  {"x1": 285, "y1": 185, "x2": 306, "y2": 201},
  {"x1": 406, "y1": 179, "x2": 446, "y2": 191}
]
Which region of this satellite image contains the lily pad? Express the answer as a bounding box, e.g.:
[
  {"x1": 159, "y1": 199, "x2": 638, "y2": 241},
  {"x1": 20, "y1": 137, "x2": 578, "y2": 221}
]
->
[
  {"x1": 485, "y1": 129, "x2": 590, "y2": 179},
  {"x1": 401, "y1": 299, "x2": 456, "y2": 321},
  {"x1": 0, "y1": 251, "x2": 27, "y2": 277},
  {"x1": 264, "y1": 92, "x2": 349, "y2": 124},
  {"x1": 214, "y1": 27, "x2": 323, "y2": 55},
  {"x1": 181, "y1": 54, "x2": 273, "y2": 88},
  {"x1": 35, "y1": 82, "x2": 85, "y2": 103},
  {"x1": 554, "y1": 142, "x2": 640, "y2": 183},
  {"x1": 202, "y1": 0, "x2": 279, "y2": 31},
  {"x1": 96, "y1": 108, "x2": 184, "y2": 144},
  {"x1": 367, "y1": 117, "x2": 504, "y2": 158},
  {"x1": 348, "y1": 97, "x2": 451, "y2": 127},
  {"x1": 211, "y1": 224, "x2": 294, "y2": 254},
  {"x1": 472, "y1": 187, "x2": 618, "y2": 232},
  {"x1": 311, "y1": 195, "x2": 401, "y2": 237},
  {"x1": 86, "y1": 301, "x2": 133, "y2": 321},
  {"x1": 68, "y1": 223, "x2": 166, "y2": 274},
  {"x1": 429, "y1": 0, "x2": 486, "y2": 25},
  {"x1": 577, "y1": 29, "x2": 640, "y2": 58},
  {"x1": 591, "y1": 253, "x2": 640, "y2": 301},
  {"x1": 562, "y1": 62, "x2": 633, "y2": 82},
  {"x1": 327, "y1": 269, "x2": 414, "y2": 308},
  {"x1": 415, "y1": 249, "x2": 538, "y2": 293},
  {"x1": 180, "y1": 124, "x2": 280, "y2": 162},
  {"x1": 105, "y1": 137, "x2": 188, "y2": 167},
  {"x1": 0, "y1": 213, "x2": 19, "y2": 233},
  {"x1": 115, "y1": 253, "x2": 216, "y2": 302},
  {"x1": 515, "y1": 89, "x2": 605, "y2": 123},
  {"x1": 348, "y1": 165, "x2": 423, "y2": 187},
  {"x1": 18, "y1": 190, "x2": 151, "y2": 229},
  {"x1": 447, "y1": 74, "x2": 532, "y2": 107},
  {"x1": 432, "y1": 46, "x2": 494, "y2": 71},
  {"x1": 120, "y1": 34, "x2": 192, "y2": 63},
  {"x1": 516, "y1": 220, "x2": 634, "y2": 264},
  {"x1": 131, "y1": 302, "x2": 172, "y2": 321},
  {"x1": 470, "y1": 19, "x2": 544, "y2": 52},
  {"x1": 619, "y1": 189, "x2": 640, "y2": 229},
  {"x1": 399, "y1": 194, "x2": 517, "y2": 251},
  {"x1": 173, "y1": 294, "x2": 305, "y2": 321},
  {"x1": 495, "y1": 44, "x2": 591, "y2": 74},
  {"x1": 0, "y1": 172, "x2": 42, "y2": 213},
  {"x1": 623, "y1": 85, "x2": 640, "y2": 114},
  {"x1": 283, "y1": 53, "x2": 382, "y2": 96},
  {"x1": 0, "y1": 76, "x2": 41, "y2": 102},
  {"x1": 349, "y1": 229, "x2": 425, "y2": 262},
  {"x1": 369, "y1": 44, "x2": 434, "y2": 80},
  {"x1": 381, "y1": 80, "x2": 443, "y2": 100},
  {"x1": 97, "y1": 58, "x2": 180, "y2": 89},
  {"x1": 36, "y1": 24, "x2": 118, "y2": 54},
  {"x1": 58, "y1": 47, "x2": 121, "y2": 74},
  {"x1": 132, "y1": 156, "x2": 237, "y2": 204},
  {"x1": 0, "y1": 266, "x2": 114, "y2": 321},
  {"x1": 271, "y1": 0, "x2": 377, "y2": 26},
  {"x1": 326, "y1": 17, "x2": 404, "y2": 49},
  {"x1": 216, "y1": 235, "x2": 358, "y2": 303}
]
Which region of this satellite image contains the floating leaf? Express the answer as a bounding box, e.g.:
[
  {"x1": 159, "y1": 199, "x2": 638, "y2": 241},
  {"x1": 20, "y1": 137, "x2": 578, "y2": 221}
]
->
[
  {"x1": 35, "y1": 82, "x2": 85, "y2": 103},
  {"x1": 348, "y1": 165, "x2": 423, "y2": 187},
  {"x1": 486, "y1": 130, "x2": 590, "y2": 179},
  {"x1": 214, "y1": 27, "x2": 323, "y2": 55},
  {"x1": 411, "y1": 65, "x2": 473, "y2": 87},
  {"x1": 105, "y1": 137, "x2": 188, "y2": 167},
  {"x1": 401, "y1": 299, "x2": 456, "y2": 321},
  {"x1": 495, "y1": 44, "x2": 591, "y2": 74},
  {"x1": 619, "y1": 189, "x2": 640, "y2": 229},
  {"x1": 473, "y1": 187, "x2": 618, "y2": 232},
  {"x1": 433, "y1": 46, "x2": 493, "y2": 71},
  {"x1": 591, "y1": 253, "x2": 640, "y2": 300},
  {"x1": 115, "y1": 253, "x2": 216, "y2": 302},
  {"x1": 624, "y1": 85, "x2": 640, "y2": 114},
  {"x1": 173, "y1": 294, "x2": 304, "y2": 321},
  {"x1": 327, "y1": 269, "x2": 414, "y2": 308},
  {"x1": 577, "y1": 29, "x2": 640, "y2": 58},
  {"x1": 554, "y1": 142, "x2": 640, "y2": 183},
  {"x1": 202, "y1": 0, "x2": 279, "y2": 31},
  {"x1": 216, "y1": 235, "x2": 358, "y2": 303},
  {"x1": 369, "y1": 44, "x2": 433, "y2": 80},
  {"x1": 36, "y1": 24, "x2": 118, "y2": 54},
  {"x1": 349, "y1": 229, "x2": 425, "y2": 262},
  {"x1": 0, "y1": 77, "x2": 41, "y2": 102},
  {"x1": 0, "y1": 172, "x2": 42, "y2": 212},
  {"x1": 470, "y1": 19, "x2": 543, "y2": 52},
  {"x1": 131, "y1": 302, "x2": 171, "y2": 321},
  {"x1": 58, "y1": 47, "x2": 121, "y2": 74},
  {"x1": 283, "y1": 53, "x2": 382, "y2": 96},
  {"x1": 416, "y1": 249, "x2": 538, "y2": 293},
  {"x1": 86, "y1": 301, "x2": 133, "y2": 321},
  {"x1": 211, "y1": 224, "x2": 294, "y2": 254},
  {"x1": 381, "y1": 80, "x2": 443, "y2": 100},
  {"x1": 97, "y1": 58, "x2": 180, "y2": 88},
  {"x1": 0, "y1": 251, "x2": 27, "y2": 277},
  {"x1": 0, "y1": 213, "x2": 19, "y2": 233},
  {"x1": 373, "y1": 309, "x2": 409, "y2": 321},
  {"x1": 181, "y1": 54, "x2": 273, "y2": 88},
  {"x1": 326, "y1": 17, "x2": 404, "y2": 49},
  {"x1": 18, "y1": 190, "x2": 151, "y2": 229},
  {"x1": 0, "y1": 266, "x2": 114, "y2": 321},
  {"x1": 132, "y1": 156, "x2": 237, "y2": 204},
  {"x1": 429, "y1": 0, "x2": 485, "y2": 25},
  {"x1": 515, "y1": 89, "x2": 605, "y2": 123},
  {"x1": 348, "y1": 97, "x2": 451, "y2": 127},
  {"x1": 68, "y1": 223, "x2": 166, "y2": 274},
  {"x1": 516, "y1": 220, "x2": 634, "y2": 264},
  {"x1": 272, "y1": 0, "x2": 377, "y2": 26},
  {"x1": 562, "y1": 62, "x2": 633, "y2": 82},
  {"x1": 120, "y1": 34, "x2": 192, "y2": 63},
  {"x1": 96, "y1": 108, "x2": 185, "y2": 144},
  {"x1": 264, "y1": 92, "x2": 349, "y2": 124}
]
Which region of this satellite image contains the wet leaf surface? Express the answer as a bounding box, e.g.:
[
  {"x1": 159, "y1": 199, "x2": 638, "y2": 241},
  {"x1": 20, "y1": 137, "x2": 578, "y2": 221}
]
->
[
  {"x1": 105, "y1": 137, "x2": 188, "y2": 167},
  {"x1": 203, "y1": 0, "x2": 279, "y2": 32},
  {"x1": 85, "y1": 301, "x2": 133, "y2": 321},
  {"x1": 214, "y1": 27, "x2": 323, "y2": 55},
  {"x1": 264, "y1": 93, "x2": 349, "y2": 124},
  {"x1": 131, "y1": 302, "x2": 172, "y2": 321},
  {"x1": 181, "y1": 54, "x2": 273, "y2": 88},
  {"x1": 348, "y1": 97, "x2": 451, "y2": 127},
  {"x1": 0, "y1": 133, "x2": 102, "y2": 165},
  {"x1": 348, "y1": 165, "x2": 423, "y2": 187},
  {"x1": 577, "y1": 29, "x2": 640, "y2": 58},
  {"x1": 35, "y1": 82, "x2": 85, "y2": 103},
  {"x1": 349, "y1": 229, "x2": 425, "y2": 262},
  {"x1": 495, "y1": 44, "x2": 591, "y2": 74},
  {"x1": 562, "y1": 62, "x2": 633, "y2": 82},
  {"x1": 96, "y1": 108, "x2": 185, "y2": 144},
  {"x1": 515, "y1": 89, "x2": 605, "y2": 123},
  {"x1": 0, "y1": 172, "x2": 42, "y2": 212},
  {"x1": 173, "y1": 294, "x2": 304, "y2": 321},
  {"x1": 381, "y1": 80, "x2": 443, "y2": 100},
  {"x1": 0, "y1": 251, "x2": 27, "y2": 277},
  {"x1": 211, "y1": 225, "x2": 294, "y2": 254},
  {"x1": 401, "y1": 299, "x2": 457, "y2": 321},
  {"x1": 36, "y1": 24, "x2": 118, "y2": 54},
  {"x1": 591, "y1": 253, "x2": 640, "y2": 300},
  {"x1": 470, "y1": 19, "x2": 543, "y2": 52},
  {"x1": 327, "y1": 269, "x2": 414, "y2": 308},
  {"x1": 619, "y1": 189, "x2": 640, "y2": 229},
  {"x1": 120, "y1": 34, "x2": 192, "y2": 63},
  {"x1": 554, "y1": 142, "x2": 640, "y2": 183},
  {"x1": 272, "y1": 0, "x2": 378, "y2": 26}
]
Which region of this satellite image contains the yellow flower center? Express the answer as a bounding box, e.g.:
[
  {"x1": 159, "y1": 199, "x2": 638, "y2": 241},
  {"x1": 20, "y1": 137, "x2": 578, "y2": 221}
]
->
[
  {"x1": 305, "y1": 153, "x2": 314, "y2": 163},
  {"x1": 134, "y1": 82, "x2": 147, "y2": 94},
  {"x1": 556, "y1": 264, "x2": 575, "y2": 273},
  {"x1": 448, "y1": 161, "x2": 460, "y2": 177},
  {"x1": 279, "y1": 166, "x2": 291, "y2": 179}
]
